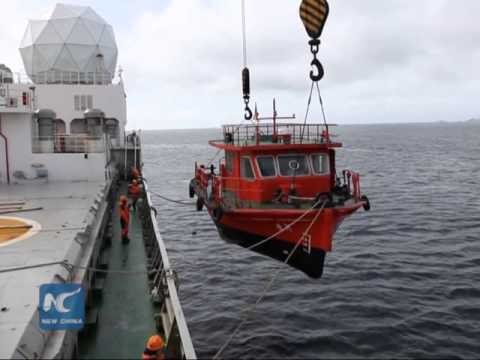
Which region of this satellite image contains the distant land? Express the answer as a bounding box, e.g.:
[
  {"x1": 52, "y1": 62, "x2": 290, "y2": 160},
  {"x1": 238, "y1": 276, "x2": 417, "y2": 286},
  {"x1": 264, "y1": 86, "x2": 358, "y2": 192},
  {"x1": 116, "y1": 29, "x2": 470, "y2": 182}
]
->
[{"x1": 465, "y1": 118, "x2": 480, "y2": 123}]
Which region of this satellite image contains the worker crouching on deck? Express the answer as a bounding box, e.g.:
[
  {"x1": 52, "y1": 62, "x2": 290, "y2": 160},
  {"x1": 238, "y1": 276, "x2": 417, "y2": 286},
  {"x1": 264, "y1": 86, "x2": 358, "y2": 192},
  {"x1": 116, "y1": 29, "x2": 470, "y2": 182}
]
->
[
  {"x1": 119, "y1": 195, "x2": 130, "y2": 244},
  {"x1": 128, "y1": 179, "x2": 142, "y2": 211},
  {"x1": 142, "y1": 335, "x2": 165, "y2": 360}
]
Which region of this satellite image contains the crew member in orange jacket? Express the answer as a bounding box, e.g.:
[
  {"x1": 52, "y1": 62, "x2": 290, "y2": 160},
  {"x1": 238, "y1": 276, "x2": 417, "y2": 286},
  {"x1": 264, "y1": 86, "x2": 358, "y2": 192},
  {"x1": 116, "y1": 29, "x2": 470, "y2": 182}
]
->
[
  {"x1": 119, "y1": 195, "x2": 130, "y2": 243},
  {"x1": 128, "y1": 179, "x2": 141, "y2": 211},
  {"x1": 142, "y1": 335, "x2": 165, "y2": 360},
  {"x1": 131, "y1": 166, "x2": 140, "y2": 181}
]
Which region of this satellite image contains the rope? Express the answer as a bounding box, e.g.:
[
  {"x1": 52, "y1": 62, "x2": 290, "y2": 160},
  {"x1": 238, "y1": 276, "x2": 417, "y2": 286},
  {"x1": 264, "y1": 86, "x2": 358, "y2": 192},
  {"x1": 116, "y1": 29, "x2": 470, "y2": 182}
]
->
[
  {"x1": 0, "y1": 260, "x2": 150, "y2": 276},
  {"x1": 213, "y1": 201, "x2": 326, "y2": 359},
  {"x1": 316, "y1": 81, "x2": 328, "y2": 127},
  {"x1": 246, "y1": 197, "x2": 323, "y2": 251},
  {"x1": 207, "y1": 148, "x2": 223, "y2": 168},
  {"x1": 300, "y1": 81, "x2": 315, "y2": 143},
  {"x1": 150, "y1": 191, "x2": 196, "y2": 206}
]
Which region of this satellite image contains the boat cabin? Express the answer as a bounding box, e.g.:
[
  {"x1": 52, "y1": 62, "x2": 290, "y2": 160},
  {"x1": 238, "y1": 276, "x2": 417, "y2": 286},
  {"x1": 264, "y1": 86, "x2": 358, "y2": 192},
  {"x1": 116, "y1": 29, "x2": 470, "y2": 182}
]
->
[{"x1": 200, "y1": 122, "x2": 347, "y2": 209}]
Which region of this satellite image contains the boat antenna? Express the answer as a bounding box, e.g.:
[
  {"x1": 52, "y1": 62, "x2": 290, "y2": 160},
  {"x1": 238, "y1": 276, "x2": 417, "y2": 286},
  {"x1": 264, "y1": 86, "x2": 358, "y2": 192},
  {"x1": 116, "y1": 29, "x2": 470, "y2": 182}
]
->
[
  {"x1": 241, "y1": 0, "x2": 253, "y2": 120},
  {"x1": 299, "y1": 0, "x2": 330, "y2": 142}
]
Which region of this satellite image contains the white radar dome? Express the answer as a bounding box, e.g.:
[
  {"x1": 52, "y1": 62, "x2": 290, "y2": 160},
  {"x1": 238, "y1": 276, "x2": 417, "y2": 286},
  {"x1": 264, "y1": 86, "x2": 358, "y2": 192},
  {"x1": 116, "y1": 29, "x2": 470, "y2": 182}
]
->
[{"x1": 19, "y1": 3, "x2": 118, "y2": 84}]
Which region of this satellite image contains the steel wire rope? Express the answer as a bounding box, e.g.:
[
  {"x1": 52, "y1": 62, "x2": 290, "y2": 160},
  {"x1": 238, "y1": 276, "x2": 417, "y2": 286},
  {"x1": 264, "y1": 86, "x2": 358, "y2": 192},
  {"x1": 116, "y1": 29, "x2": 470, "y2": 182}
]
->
[
  {"x1": 316, "y1": 81, "x2": 328, "y2": 127},
  {"x1": 213, "y1": 200, "x2": 327, "y2": 359},
  {"x1": 0, "y1": 260, "x2": 150, "y2": 276},
  {"x1": 246, "y1": 197, "x2": 323, "y2": 251},
  {"x1": 300, "y1": 81, "x2": 315, "y2": 143}
]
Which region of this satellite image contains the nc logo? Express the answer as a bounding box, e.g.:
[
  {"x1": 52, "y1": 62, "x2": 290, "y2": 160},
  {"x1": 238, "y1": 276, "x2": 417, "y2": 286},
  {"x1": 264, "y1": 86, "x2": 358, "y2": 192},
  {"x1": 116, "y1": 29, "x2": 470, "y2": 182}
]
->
[
  {"x1": 43, "y1": 287, "x2": 82, "y2": 313},
  {"x1": 39, "y1": 284, "x2": 85, "y2": 330}
]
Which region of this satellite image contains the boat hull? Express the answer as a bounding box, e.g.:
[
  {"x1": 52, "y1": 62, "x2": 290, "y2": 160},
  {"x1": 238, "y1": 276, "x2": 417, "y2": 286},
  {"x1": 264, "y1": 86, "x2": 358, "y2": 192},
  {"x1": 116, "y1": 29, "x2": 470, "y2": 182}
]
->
[
  {"x1": 206, "y1": 204, "x2": 362, "y2": 278},
  {"x1": 216, "y1": 222, "x2": 327, "y2": 278}
]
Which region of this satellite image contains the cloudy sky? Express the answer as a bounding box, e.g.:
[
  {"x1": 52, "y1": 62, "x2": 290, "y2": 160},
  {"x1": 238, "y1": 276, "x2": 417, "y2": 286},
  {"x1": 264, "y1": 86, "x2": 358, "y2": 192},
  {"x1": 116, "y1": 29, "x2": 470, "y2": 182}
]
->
[{"x1": 1, "y1": 0, "x2": 479, "y2": 129}]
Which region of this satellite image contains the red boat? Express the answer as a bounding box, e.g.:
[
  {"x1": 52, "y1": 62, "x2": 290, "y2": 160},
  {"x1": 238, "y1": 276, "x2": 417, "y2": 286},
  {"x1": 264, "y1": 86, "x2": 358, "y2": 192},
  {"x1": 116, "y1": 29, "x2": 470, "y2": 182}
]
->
[{"x1": 190, "y1": 106, "x2": 370, "y2": 278}]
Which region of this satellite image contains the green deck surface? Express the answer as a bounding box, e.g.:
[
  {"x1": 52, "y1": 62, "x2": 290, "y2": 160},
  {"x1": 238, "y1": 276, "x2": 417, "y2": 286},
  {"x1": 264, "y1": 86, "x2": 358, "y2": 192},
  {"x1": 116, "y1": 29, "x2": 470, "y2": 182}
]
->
[{"x1": 79, "y1": 187, "x2": 157, "y2": 359}]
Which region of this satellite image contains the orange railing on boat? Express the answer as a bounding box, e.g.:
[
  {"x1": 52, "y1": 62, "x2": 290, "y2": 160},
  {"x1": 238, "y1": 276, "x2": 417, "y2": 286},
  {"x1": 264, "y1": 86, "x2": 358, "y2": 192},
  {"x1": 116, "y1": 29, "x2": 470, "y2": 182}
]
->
[{"x1": 216, "y1": 123, "x2": 337, "y2": 147}]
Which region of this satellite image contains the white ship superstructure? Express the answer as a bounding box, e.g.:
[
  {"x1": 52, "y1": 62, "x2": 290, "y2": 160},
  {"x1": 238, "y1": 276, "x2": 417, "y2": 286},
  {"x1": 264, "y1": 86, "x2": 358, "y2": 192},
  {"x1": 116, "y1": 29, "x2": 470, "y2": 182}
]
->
[
  {"x1": 1, "y1": 4, "x2": 125, "y2": 184},
  {"x1": 0, "y1": 4, "x2": 195, "y2": 359}
]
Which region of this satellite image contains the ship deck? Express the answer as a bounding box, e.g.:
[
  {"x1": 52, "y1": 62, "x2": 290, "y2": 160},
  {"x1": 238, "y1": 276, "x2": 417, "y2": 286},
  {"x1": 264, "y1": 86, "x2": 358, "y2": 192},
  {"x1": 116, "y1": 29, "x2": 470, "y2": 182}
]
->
[
  {"x1": 78, "y1": 183, "x2": 157, "y2": 358},
  {"x1": 0, "y1": 180, "x2": 106, "y2": 358}
]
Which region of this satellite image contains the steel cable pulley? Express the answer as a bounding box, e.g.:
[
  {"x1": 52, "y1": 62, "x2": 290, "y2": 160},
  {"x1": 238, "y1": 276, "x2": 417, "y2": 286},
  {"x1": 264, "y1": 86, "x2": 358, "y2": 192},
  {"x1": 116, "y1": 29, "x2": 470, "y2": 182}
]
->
[{"x1": 299, "y1": 0, "x2": 329, "y2": 82}]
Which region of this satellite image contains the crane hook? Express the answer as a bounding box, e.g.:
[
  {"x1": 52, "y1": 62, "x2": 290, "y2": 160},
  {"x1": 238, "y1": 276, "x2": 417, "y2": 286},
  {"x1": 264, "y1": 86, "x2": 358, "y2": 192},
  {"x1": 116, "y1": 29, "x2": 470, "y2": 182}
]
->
[
  {"x1": 244, "y1": 105, "x2": 253, "y2": 120},
  {"x1": 310, "y1": 57, "x2": 324, "y2": 82}
]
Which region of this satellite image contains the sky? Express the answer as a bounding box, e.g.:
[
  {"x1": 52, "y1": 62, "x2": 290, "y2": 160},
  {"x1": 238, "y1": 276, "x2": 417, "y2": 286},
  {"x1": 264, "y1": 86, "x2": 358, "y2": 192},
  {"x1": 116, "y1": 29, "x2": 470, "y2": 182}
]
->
[{"x1": 1, "y1": 0, "x2": 479, "y2": 130}]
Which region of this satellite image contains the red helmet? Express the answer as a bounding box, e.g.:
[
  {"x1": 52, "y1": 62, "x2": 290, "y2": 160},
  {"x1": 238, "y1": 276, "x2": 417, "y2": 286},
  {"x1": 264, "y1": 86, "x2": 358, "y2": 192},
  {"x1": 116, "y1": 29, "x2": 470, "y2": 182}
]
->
[{"x1": 146, "y1": 335, "x2": 164, "y2": 351}]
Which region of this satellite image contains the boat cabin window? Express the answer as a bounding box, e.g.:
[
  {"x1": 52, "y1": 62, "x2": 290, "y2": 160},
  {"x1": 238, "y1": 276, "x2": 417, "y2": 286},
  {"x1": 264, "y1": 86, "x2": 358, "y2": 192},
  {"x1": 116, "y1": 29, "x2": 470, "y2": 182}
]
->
[
  {"x1": 256, "y1": 156, "x2": 276, "y2": 177},
  {"x1": 225, "y1": 151, "x2": 234, "y2": 174},
  {"x1": 278, "y1": 154, "x2": 309, "y2": 176},
  {"x1": 240, "y1": 157, "x2": 255, "y2": 179},
  {"x1": 311, "y1": 153, "x2": 330, "y2": 175}
]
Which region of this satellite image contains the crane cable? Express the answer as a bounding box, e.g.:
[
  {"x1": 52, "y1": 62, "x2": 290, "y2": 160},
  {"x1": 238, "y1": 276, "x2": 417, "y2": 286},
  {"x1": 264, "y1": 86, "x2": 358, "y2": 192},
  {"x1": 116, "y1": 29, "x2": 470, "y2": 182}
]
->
[
  {"x1": 242, "y1": 0, "x2": 248, "y2": 68},
  {"x1": 213, "y1": 200, "x2": 327, "y2": 359}
]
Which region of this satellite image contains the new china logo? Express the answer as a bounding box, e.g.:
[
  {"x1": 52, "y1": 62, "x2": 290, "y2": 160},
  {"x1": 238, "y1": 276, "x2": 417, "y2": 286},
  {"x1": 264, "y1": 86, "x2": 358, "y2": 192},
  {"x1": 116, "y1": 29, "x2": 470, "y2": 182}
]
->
[{"x1": 39, "y1": 284, "x2": 85, "y2": 330}]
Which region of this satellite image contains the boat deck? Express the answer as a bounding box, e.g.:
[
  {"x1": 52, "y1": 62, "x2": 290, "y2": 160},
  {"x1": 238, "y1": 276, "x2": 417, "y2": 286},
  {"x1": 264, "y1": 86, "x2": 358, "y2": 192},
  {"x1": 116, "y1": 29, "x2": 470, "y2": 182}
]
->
[
  {"x1": 0, "y1": 180, "x2": 107, "y2": 359},
  {"x1": 79, "y1": 184, "x2": 157, "y2": 358}
]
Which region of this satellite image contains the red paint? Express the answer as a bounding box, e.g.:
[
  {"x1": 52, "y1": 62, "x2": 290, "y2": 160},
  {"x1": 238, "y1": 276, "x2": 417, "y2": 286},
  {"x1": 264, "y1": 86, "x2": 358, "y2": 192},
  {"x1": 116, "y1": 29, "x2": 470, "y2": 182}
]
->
[{"x1": 193, "y1": 124, "x2": 368, "y2": 259}]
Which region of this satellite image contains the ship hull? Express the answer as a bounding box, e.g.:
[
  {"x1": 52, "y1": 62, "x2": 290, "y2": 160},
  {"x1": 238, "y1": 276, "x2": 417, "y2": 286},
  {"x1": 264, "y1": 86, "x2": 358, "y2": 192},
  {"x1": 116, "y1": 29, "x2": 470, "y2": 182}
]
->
[
  {"x1": 205, "y1": 204, "x2": 363, "y2": 278},
  {"x1": 216, "y1": 221, "x2": 327, "y2": 278}
]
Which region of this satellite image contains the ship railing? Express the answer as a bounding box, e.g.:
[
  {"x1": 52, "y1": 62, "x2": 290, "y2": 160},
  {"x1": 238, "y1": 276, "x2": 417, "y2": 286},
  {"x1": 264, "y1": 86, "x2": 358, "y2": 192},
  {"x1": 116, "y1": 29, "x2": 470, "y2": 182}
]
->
[
  {"x1": 141, "y1": 180, "x2": 197, "y2": 360},
  {"x1": 8, "y1": 70, "x2": 123, "y2": 86},
  {"x1": 32, "y1": 135, "x2": 105, "y2": 154},
  {"x1": 218, "y1": 123, "x2": 336, "y2": 146}
]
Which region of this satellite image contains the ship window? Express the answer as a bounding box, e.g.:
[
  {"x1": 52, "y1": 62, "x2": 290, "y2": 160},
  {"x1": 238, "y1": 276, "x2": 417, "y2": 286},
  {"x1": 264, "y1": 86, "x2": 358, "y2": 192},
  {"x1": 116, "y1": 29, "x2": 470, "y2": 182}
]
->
[
  {"x1": 240, "y1": 157, "x2": 255, "y2": 179},
  {"x1": 225, "y1": 151, "x2": 234, "y2": 174},
  {"x1": 278, "y1": 154, "x2": 309, "y2": 176},
  {"x1": 87, "y1": 95, "x2": 93, "y2": 109},
  {"x1": 311, "y1": 153, "x2": 330, "y2": 174},
  {"x1": 74, "y1": 95, "x2": 93, "y2": 111},
  {"x1": 257, "y1": 156, "x2": 276, "y2": 177}
]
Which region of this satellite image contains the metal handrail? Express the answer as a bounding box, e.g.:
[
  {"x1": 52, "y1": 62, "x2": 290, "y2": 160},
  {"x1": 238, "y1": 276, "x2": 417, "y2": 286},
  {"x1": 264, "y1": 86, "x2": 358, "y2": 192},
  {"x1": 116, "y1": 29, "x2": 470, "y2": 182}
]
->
[
  {"x1": 32, "y1": 135, "x2": 105, "y2": 154},
  {"x1": 221, "y1": 123, "x2": 335, "y2": 146},
  {"x1": 143, "y1": 180, "x2": 197, "y2": 359}
]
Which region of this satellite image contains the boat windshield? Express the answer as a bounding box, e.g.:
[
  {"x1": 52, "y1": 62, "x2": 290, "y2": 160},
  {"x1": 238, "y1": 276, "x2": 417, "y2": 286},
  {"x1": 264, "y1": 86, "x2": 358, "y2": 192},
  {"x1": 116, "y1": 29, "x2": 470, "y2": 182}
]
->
[
  {"x1": 240, "y1": 157, "x2": 255, "y2": 179},
  {"x1": 257, "y1": 156, "x2": 276, "y2": 177},
  {"x1": 311, "y1": 153, "x2": 329, "y2": 174},
  {"x1": 278, "y1": 154, "x2": 309, "y2": 176}
]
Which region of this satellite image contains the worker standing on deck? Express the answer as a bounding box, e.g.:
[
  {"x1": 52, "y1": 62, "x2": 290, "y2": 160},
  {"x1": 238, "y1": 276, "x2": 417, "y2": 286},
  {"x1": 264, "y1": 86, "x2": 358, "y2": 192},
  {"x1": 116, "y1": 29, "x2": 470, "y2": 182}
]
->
[
  {"x1": 128, "y1": 179, "x2": 142, "y2": 211},
  {"x1": 131, "y1": 166, "x2": 141, "y2": 181},
  {"x1": 142, "y1": 335, "x2": 165, "y2": 360},
  {"x1": 119, "y1": 195, "x2": 130, "y2": 243}
]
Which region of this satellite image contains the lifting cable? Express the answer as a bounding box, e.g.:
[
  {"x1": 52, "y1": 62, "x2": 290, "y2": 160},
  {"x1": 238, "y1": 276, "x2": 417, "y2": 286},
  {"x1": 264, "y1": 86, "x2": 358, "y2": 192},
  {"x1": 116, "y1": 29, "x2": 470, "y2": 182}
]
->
[
  {"x1": 213, "y1": 200, "x2": 327, "y2": 359},
  {"x1": 0, "y1": 260, "x2": 150, "y2": 276},
  {"x1": 299, "y1": 0, "x2": 330, "y2": 142},
  {"x1": 246, "y1": 197, "x2": 323, "y2": 251}
]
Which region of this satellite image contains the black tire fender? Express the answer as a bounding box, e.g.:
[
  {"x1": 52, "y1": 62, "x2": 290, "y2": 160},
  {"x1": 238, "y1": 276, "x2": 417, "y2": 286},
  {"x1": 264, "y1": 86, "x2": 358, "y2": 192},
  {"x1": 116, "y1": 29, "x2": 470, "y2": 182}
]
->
[
  {"x1": 212, "y1": 207, "x2": 223, "y2": 222},
  {"x1": 196, "y1": 198, "x2": 204, "y2": 212},
  {"x1": 361, "y1": 195, "x2": 371, "y2": 211}
]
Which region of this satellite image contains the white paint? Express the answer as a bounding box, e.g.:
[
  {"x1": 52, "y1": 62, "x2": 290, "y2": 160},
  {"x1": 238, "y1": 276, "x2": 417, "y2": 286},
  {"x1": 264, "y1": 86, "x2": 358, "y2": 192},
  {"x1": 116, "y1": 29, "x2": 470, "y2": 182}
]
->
[
  {"x1": 0, "y1": 216, "x2": 42, "y2": 248},
  {"x1": 0, "y1": 81, "x2": 126, "y2": 183}
]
